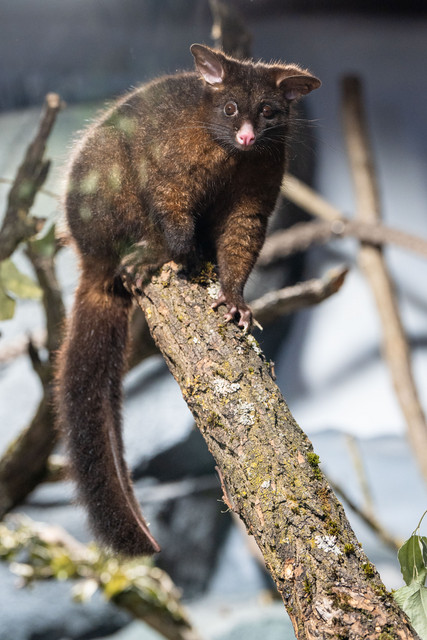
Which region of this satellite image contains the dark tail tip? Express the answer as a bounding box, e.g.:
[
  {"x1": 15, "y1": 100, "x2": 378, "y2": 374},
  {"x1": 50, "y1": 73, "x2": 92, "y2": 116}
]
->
[{"x1": 84, "y1": 472, "x2": 162, "y2": 557}]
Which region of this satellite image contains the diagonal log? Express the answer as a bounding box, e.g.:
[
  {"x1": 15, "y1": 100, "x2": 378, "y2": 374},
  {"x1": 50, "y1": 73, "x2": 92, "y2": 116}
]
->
[{"x1": 125, "y1": 262, "x2": 418, "y2": 640}]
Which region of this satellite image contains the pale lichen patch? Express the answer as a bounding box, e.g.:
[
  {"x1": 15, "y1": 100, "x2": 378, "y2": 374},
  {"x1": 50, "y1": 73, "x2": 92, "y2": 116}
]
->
[
  {"x1": 246, "y1": 334, "x2": 262, "y2": 355},
  {"x1": 315, "y1": 535, "x2": 342, "y2": 556},
  {"x1": 213, "y1": 378, "x2": 240, "y2": 396},
  {"x1": 207, "y1": 282, "x2": 221, "y2": 299},
  {"x1": 236, "y1": 400, "x2": 255, "y2": 426}
]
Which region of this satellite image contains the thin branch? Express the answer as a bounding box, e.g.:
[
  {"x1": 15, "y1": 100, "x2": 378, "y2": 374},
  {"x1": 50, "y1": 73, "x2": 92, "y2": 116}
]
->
[
  {"x1": 0, "y1": 394, "x2": 56, "y2": 516},
  {"x1": 251, "y1": 265, "x2": 348, "y2": 324},
  {"x1": 260, "y1": 177, "x2": 427, "y2": 263},
  {"x1": 0, "y1": 329, "x2": 47, "y2": 364},
  {"x1": 281, "y1": 173, "x2": 342, "y2": 222},
  {"x1": 345, "y1": 434, "x2": 375, "y2": 518},
  {"x1": 0, "y1": 177, "x2": 58, "y2": 200},
  {"x1": 25, "y1": 242, "x2": 65, "y2": 357},
  {"x1": 0, "y1": 93, "x2": 62, "y2": 261},
  {"x1": 0, "y1": 95, "x2": 65, "y2": 516},
  {"x1": 0, "y1": 242, "x2": 65, "y2": 516},
  {"x1": 342, "y1": 75, "x2": 427, "y2": 484},
  {"x1": 1, "y1": 515, "x2": 202, "y2": 640}
]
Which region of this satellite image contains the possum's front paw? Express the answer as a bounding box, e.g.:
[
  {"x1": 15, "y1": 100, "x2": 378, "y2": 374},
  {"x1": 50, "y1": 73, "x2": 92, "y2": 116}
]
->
[{"x1": 211, "y1": 291, "x2": 252, "y2": 332}]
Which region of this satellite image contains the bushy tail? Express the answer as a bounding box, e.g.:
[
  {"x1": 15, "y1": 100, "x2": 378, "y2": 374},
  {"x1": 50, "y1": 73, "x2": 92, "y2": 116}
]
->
[{"x1": 56, "y1": 270, "x2": 160, "y2": 556}]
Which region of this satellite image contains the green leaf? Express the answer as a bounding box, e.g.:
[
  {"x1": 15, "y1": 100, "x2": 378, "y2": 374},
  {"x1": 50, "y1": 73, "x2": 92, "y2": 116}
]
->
[
  {"x1": 398, "y1": 535, "x2": 427, "y2": 586},
  {"x1": 0, "y1": 259, "x2": 42, "y2": 301},
  {"x1": 421, "y1": 537, "x2": 427, "y2": 568},
  {"x1": 0, "y1": 287, "x2": 16, "y2": 320},
  {"x1": 30, "y1": 221, "x2": 57, "y2": 258},
  {"x1": 394, "y1": 582, "x2": 427, "y2": 639}
]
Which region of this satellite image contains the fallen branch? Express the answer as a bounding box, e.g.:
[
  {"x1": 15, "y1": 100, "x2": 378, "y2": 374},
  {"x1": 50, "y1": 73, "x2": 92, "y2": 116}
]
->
[
  {"x1": 124, "y1": 262, "x2": 418, "y2": 639},
  {"x1": 342, "y1": 75, "x2": 427, "y2": 484}
]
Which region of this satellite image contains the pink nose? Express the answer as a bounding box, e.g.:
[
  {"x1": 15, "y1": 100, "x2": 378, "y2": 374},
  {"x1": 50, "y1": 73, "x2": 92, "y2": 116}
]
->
[{"x1": 236, "y1": 122, "x2": 255, "y2": 147}]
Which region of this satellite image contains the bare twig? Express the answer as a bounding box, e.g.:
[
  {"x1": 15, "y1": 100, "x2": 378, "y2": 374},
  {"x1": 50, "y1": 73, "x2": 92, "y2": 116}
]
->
[
  {"x1": 0, "y1": 395, "x2": 56, "y2": 516},
  {"x1": 0, "y1": 177, "x2": 58, "y2": 200},
  {"x1": 0, "y1": 329, "x2": 46, "y2": 364},
  {"x1": 260, "y1": 175, "x2": 427, "y2": 263},
  {"x1": 342, "y1": 75, "x2": 427, "y2": 482},
  {"x1": 25, "y1": 242, "x2": 65, "y2": 357},
  {"x1": 345, "y1": 434, "x2": 375, "y2": 518},
  {"x1": 282, "y1": 173, "x2": 342, "y2": 221},
  {"x1": 0, "y1": 93, "x2": 62, "y2": 261},
  {"x1": 251, "y1": 265, "x2": 348, "y2": 324}
]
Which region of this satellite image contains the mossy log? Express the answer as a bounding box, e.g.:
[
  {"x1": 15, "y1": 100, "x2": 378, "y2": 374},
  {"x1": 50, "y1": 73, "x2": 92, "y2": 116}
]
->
[{"x1": 129, "y1": 262, "x2": 418, "y2": 640}]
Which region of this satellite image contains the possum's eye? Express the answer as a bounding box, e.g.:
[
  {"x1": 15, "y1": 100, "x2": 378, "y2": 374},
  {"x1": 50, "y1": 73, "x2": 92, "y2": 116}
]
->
[
  {"x1": 261, "y1": 104, "x2": 274, "y2": 119},
  {"x1": 224, "y1": 101, "x2": 238, "y2": 116}
]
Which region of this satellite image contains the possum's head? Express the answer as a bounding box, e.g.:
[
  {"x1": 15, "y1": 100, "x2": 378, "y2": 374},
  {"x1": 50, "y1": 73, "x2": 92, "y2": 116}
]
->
[{"x1": 190, "y1": 43, "x2": 321, "y2": 152}]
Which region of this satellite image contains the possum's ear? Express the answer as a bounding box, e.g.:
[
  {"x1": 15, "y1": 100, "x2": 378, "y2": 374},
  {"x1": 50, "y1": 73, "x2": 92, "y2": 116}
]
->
[
  {"x1": 191, "y1": 44, "x2": 225, "y2": 85},
  {"x1": 275, "y1": 68, "x2": 321, "y2": 101}
]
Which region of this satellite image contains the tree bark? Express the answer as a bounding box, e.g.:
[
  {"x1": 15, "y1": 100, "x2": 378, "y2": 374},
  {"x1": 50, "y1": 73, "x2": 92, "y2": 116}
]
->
[{"x1": 126, "y1": 262, "x2": 418, "y2": 640}]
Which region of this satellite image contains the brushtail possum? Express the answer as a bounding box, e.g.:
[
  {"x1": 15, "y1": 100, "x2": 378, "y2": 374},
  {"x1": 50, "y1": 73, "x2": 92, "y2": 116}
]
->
[{"x1": 56, "y1": 44, "x2": 321, "y2": 556}]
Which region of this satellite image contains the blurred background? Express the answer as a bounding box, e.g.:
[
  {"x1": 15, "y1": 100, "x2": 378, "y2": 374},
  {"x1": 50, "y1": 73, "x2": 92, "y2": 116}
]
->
[{"x1": 1, "y1": 1, "x2": 427, "y2": 639}]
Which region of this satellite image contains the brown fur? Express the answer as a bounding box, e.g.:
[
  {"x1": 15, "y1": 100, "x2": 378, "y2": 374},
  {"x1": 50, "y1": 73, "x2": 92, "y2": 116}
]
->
[{"x1": 56, "y1": 44, "x2": 320, "y2": 556}]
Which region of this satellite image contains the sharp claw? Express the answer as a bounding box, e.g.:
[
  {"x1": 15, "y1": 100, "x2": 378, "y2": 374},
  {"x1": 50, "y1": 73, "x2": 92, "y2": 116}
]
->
[
  {"x1": 224, "y1": 306, "x2": 238, "y2": 323},
  {"x1": 212, "y1": 292, "x2": 253, "y2": 332},
  {"x1": 211, "y1": 291, "x2": 227, "y2": 310}
]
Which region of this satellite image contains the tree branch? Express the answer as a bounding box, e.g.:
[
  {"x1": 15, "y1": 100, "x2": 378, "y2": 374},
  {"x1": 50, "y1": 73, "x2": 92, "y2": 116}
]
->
[
  {"x1": 0, "y1": 394, "x2": 56, "y2": 516},
  {"x1": 0, "y1": 515, "x2": 201, "y2": 640},
  {"x1": 260, "y1": 176, "x2": 427, "y2": 263},
  {"x1": 281, "y1": 173, "x2": 342, "y2": 222},
  {"x1": 0, "y1": 95, "x2": 65, "y2": 517},
  {"x1": 342, "y1": 76, "x2": 427, "y2": 484},
  {"x1": 0, "y1": 93, "x2": 62, "y2": 261},
  {"x1": 123, "y1": 262, "x2": 418, "y2": 639},
  {"x1": 251, "y1": 265, "x2": 348, "y2": 325}
]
